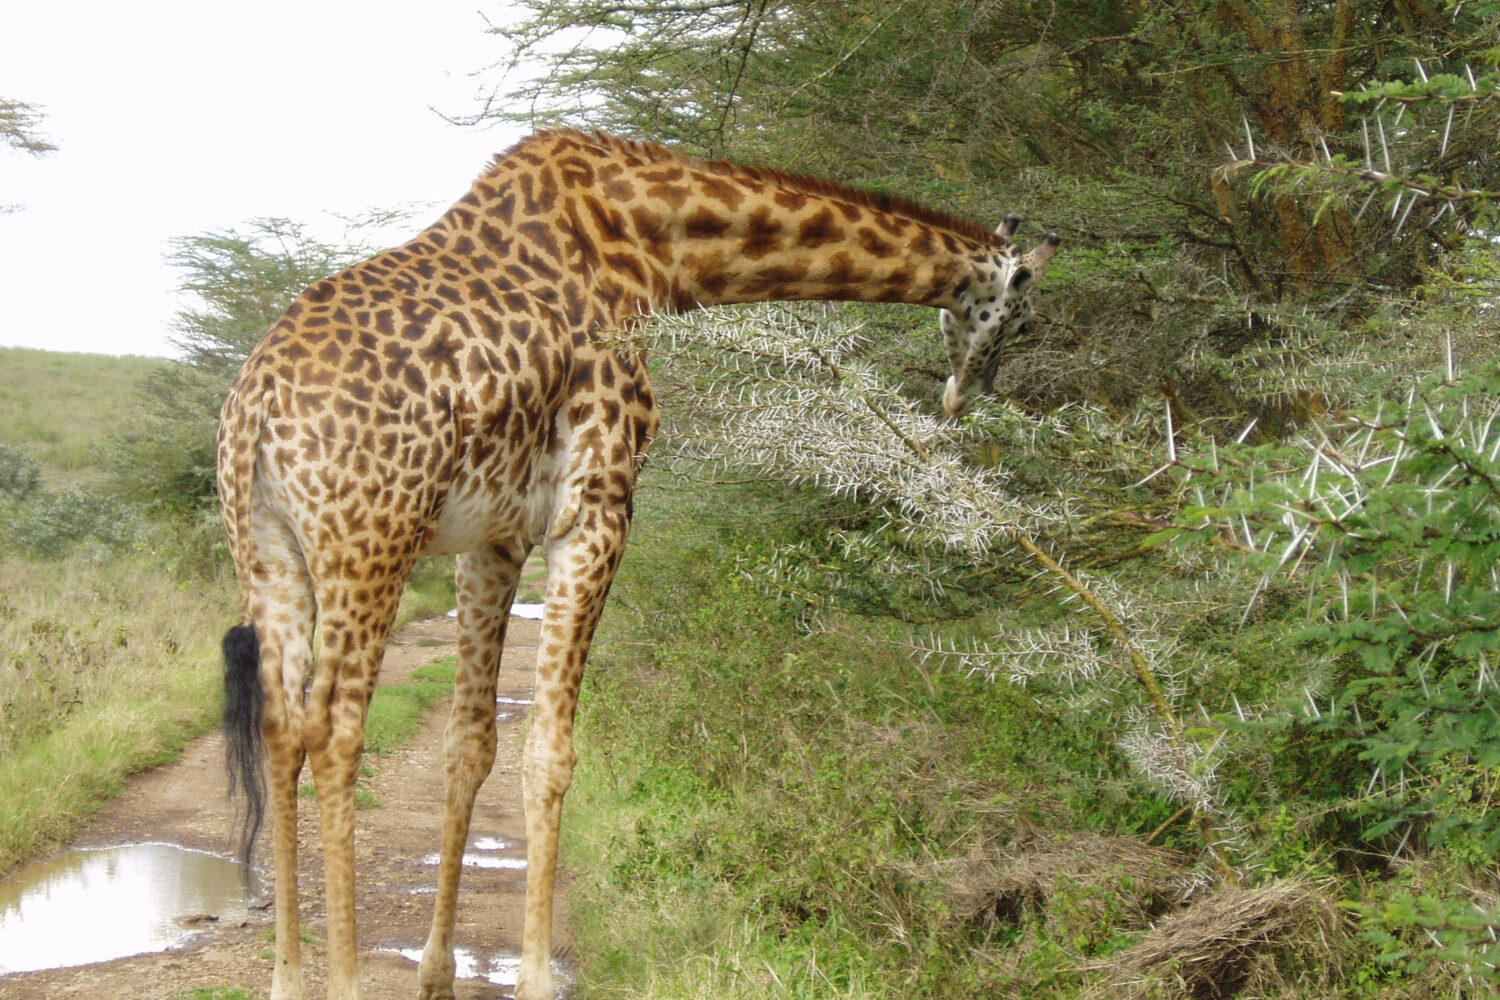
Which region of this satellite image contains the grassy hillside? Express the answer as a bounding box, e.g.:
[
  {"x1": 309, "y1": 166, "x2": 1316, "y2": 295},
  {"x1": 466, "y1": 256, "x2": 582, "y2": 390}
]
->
[
  {"x1": 0, "y1": 346, "x2": 228, "y2": 872},
  {"x1": 0, "y1": 346, "x2": 463, "y2": 874},
  {"x1": 0, "y1": 346, "x2": 163, "y2": 482}
]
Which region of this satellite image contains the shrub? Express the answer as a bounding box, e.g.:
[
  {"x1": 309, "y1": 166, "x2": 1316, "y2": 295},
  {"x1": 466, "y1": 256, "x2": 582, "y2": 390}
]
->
[{"x1": 0, "y1": 444, "x2": 42, "y2": 501}]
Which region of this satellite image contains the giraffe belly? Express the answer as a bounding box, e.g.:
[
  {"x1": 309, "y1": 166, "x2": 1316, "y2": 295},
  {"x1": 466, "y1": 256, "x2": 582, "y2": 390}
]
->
[
  {"x1": 422, "y1": 453, "x2": 559, "y2": 558},
  {"x1": 423, "y1": 485, "x2": 535, "y2": 556}
]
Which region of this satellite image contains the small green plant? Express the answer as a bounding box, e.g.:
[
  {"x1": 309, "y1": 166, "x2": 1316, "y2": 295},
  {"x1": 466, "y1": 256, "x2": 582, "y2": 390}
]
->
[
  {"x1": 363, "y1": 656, "x2": 456, "y2": 755},
  {"x1": 1354, "y1": 890, "x2": 1500, "y2": 988}
]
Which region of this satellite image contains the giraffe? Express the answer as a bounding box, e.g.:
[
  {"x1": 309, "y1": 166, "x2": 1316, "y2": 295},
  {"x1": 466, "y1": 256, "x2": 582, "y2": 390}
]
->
[{"x1": 217, "y1": 127, "x2": 1057, "y2": 1000}]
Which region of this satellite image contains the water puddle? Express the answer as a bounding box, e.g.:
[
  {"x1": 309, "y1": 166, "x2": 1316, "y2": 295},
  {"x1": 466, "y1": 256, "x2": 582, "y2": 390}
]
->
[
  {"x1": 472, "y1": 836, "x2": 513, "y2": 850},
  {"x1": 387, "y1": 945, "x2": 569, "y2": 990},
  {"x1": 421, "y1": 835, "x2": 527, "y2": 871},
  {"x1": 0, "y1": 842, "x2": 261, "y2": 973}
]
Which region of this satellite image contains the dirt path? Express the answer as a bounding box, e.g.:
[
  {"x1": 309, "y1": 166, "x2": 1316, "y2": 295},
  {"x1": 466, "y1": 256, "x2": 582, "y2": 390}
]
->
[{"x1": 1, "y1": 614, "x2": 562, "y2": 1000}]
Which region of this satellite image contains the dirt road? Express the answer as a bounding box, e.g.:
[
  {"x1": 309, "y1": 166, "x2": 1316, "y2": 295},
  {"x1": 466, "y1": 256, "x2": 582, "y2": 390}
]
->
[{"x1": 1, "y1": 615, "x2": 562, "y2": 999}]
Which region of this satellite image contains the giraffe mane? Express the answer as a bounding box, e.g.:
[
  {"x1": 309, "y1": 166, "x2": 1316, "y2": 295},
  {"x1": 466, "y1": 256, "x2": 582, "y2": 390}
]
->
[{"x1": 497, "y1": 128, "x2": 1008, "y2": 250}]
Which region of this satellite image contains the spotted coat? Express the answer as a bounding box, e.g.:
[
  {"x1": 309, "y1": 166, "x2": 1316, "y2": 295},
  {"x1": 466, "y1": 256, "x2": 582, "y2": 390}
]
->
[{"x1": 216, "y1": 128, "x2": 1057, "y2": 1000}]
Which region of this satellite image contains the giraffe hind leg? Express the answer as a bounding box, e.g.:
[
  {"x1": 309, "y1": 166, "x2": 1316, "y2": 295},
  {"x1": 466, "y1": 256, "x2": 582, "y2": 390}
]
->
[
  {"x1": 235, "y1": 515, "x2": 318, "y2": 1000},
  {"x1": 303, "y1": 560, "x2": 411, "y2": 1000}
]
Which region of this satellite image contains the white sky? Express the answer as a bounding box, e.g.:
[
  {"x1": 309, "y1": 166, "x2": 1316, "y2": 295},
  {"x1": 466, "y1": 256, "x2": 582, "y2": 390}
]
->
[{"x1": 1, "y1": 2, "x2": 530, "y2": 358}]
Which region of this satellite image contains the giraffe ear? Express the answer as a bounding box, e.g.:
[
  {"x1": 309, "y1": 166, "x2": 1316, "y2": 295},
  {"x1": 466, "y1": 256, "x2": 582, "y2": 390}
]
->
[{"x1": 995, "y1": 214, "x2": 1022, "y2": 241}]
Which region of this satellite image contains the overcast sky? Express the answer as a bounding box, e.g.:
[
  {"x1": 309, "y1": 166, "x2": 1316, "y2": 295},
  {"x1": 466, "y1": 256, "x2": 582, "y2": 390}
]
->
[{"x1": 1, "y1": 2, "x2": 530, "y2": 358}]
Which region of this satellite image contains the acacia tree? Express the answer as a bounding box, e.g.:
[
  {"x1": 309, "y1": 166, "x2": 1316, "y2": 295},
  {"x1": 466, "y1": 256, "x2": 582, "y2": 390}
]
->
[
  {"x1": 2, "y1": 97, "x2": 55, "y2": 215},
  {"x1": 488, "y1": 0, "x2": 1493, "y2": 286},
  {"x1": 478, "y1": 0, "x2": 1500, "y2": 430},
  {"x1": 1, "y1": 98, "x2": 54, "y2": 156},
  {"x1": 109, "y1": 214, "x2": 403, "y2": 515}
]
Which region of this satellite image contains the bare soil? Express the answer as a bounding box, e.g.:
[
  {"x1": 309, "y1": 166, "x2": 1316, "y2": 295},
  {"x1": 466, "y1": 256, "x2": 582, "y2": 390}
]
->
[{"x1": 1, "y1": 615, "x2": 562, "y2": 1000}]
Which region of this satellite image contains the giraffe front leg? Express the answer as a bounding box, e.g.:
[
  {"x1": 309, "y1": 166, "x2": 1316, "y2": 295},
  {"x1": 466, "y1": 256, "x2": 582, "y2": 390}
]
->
[
  {"x1": 418, "y1": 546, "x2": 524, "y2": 1000},
  {"x1": 516, "y1": 707, "x2": 575, "y2": 1000},
  {"x1": 516, "y1": 499, "x2": 632, "y2": 1000}
]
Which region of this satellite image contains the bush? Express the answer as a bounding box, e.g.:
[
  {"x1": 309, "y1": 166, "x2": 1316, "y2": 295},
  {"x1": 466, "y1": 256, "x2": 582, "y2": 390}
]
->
[
  {"x1": 8, "y1": 487, "x2": 142, "y2": 558},
  {"x1": 1, "y1": 449, "x2": 141, "y2": 559},
  {"x1": 0, "y1": 444, "x2": 42, "y2": 501}
]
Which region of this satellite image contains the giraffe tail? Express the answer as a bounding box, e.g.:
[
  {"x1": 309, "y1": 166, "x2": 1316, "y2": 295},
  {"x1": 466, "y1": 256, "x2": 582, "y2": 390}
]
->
[
  {"x1": 217, "y1": 374, "x2": 271, "y2": 866},
  {"x1": 222, "y1": 622, "x2": 265, "y2": 867}
]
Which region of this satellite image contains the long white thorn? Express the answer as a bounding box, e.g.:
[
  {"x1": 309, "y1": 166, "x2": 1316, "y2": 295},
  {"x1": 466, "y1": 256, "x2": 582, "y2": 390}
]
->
[{"x1": 1164, "y1": 394, "x2": 1178, "y2": 464}]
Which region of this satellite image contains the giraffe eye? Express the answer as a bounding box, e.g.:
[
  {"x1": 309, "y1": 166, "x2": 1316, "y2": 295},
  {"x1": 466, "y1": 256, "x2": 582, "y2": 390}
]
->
[{"x1": 1011, "y1": 267, "x2": 1033, "y2": 290}]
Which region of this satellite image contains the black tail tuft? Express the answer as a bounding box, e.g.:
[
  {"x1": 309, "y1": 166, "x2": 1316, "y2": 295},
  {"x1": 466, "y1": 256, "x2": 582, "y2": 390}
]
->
[{"x1": 222, "y1": 623, "x2": 265, "y2": 867}]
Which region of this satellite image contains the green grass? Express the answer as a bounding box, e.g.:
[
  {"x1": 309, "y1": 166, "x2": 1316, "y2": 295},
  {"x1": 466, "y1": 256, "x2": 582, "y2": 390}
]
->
[
  {"x1": 365, "y1": 655, "x2": 457, "y2": 754},
  {"x1": 558, "y1": 477, "x2": 1133, "y2": 1000},
  {"x1": 0, "y1": 346, "x2": 161, "y2": 483},
  {"x1": 0, "y1": 547, "x2": 233, "y2": 875},
  {"x1": 291, "y1": 655, "x2": 459, "y2": 810},
  {"x1": 393, "y1": 556, "x2": 459, "y2": 630}
]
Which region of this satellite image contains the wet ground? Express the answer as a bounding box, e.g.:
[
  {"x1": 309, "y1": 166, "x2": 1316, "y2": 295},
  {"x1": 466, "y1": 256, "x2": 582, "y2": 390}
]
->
[
  {"x1": 0, "y1": 843, "x2": 262, "y2": 974},
  {"x1": 0, "y1": 614, "x2": 566, "y2": 999}
]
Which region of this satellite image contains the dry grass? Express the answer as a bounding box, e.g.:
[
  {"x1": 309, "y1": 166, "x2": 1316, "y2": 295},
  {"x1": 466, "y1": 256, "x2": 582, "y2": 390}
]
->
[
  {"x1": 935, "y1": 833, "x2": 1194, "y2": 937},
  {"x1": 0, "y1": 550, "x2": 233, "y2": 873},
  {"x1": 1088, "y1": 880, "x2": 1347, "y2": 1000}
]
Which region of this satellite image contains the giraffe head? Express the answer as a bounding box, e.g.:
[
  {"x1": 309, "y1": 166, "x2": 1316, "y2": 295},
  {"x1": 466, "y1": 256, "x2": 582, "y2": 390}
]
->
[{"x1": 939, "y1": 216, "x2": 1059, "y2": 419}]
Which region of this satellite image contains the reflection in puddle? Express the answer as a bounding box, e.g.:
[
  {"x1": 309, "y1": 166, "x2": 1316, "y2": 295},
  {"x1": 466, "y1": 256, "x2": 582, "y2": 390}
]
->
[
  {"x1": 421, "y1": 852, "x2": 527, "y2": 870},
  {"x1": 497, "y1": 696, "x2": 532, "y2": 705},
  {"x1": 388, "y1": 946, "x2": 568, "y2": 990},
  {"x1": 420, "y1": 835, "x2": 526, "y2": 871},
  {"x1": 0, "y1": 843, "x2": 260, "y2": 973}
]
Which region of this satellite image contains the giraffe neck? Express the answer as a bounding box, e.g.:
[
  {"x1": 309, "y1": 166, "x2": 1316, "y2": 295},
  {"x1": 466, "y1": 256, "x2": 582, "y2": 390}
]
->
[
  {"x1": 444, "y1": 130, "x2": 1000, "y2": 324},
  {"x1": 659, "y1": 178, "x2": 985, "y2": 311}
]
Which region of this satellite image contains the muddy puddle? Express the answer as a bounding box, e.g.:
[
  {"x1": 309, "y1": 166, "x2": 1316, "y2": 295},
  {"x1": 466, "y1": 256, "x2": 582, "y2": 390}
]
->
[
  {"x1": 0, "y1": 842, "x2": 261, "y2": 974},
  {"x1": 420, "y1": 835, "x2": 528, "y2": 871},
  {"x1": 386, "y1": 945, "x2": 570, "y2": 991}
]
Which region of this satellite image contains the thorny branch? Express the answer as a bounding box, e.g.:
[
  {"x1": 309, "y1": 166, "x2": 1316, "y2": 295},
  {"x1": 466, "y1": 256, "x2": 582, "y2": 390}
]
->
[{"x1": 649, "y1": 303, "x2": 1244, "y2": 880}]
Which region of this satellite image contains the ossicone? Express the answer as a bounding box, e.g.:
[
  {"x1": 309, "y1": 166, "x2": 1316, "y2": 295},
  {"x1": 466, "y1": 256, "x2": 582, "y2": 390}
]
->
[{"x1": 1028, "y1": 234, "x2": 1060, "y2": 269}]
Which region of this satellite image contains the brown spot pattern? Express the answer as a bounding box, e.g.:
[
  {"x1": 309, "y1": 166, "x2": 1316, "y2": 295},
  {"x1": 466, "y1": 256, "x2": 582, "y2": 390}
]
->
[{"x1": 216, "y1": 125, "x2": 1021, "y2": 1000}]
